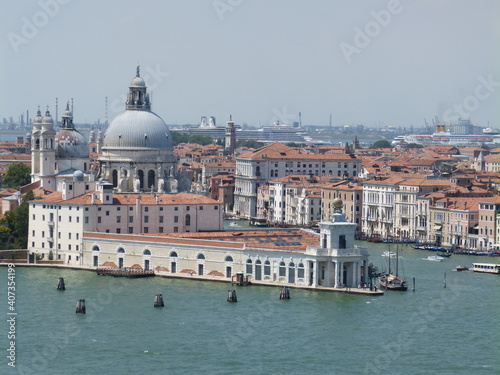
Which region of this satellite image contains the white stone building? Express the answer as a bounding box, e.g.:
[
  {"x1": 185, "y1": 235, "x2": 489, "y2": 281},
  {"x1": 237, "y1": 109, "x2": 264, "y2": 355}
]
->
[
  {"x1": 234, "y1": 142, "x2": 361, "y2": 218},
  {"x1": 28, "y1": 184, "x2": 223, "y2": 265},
  {"x1": 81, "y1": 201, "x2": 372, "y2": 290}
]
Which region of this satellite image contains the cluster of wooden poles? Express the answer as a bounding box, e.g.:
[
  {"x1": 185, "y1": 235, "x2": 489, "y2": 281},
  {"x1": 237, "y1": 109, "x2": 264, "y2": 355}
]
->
[{"x1": 55, "y1": 277, "x2": 292, "y2": 314}]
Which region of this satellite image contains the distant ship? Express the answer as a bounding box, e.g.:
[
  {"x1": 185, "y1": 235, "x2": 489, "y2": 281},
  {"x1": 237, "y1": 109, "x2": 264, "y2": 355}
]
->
[
  {"x1": 482, "y1": 127, "x2": 499, "y2": 135},
  {"x1": 393, "y1": 124, "x2": 498, "y2": 146}
]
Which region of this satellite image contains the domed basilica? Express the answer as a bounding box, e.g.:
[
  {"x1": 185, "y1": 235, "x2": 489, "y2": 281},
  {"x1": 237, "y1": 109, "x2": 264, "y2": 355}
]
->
[
  {"x1": 97, "y1": 66, "x2": 177, "y2": 193},
  {"x1": 30, "y1": 67, "x2": 180, "y2": 194}
]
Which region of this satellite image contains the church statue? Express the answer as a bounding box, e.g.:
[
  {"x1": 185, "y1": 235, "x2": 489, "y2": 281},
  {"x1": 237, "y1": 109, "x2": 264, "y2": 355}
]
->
[
  {"x1": 133, "y1": 167, "x2": 140, "y2": 192},
  {"x1": 118, "y1": 167, "x2": 128, "y2": 193},
  {"x1": 157, "y1": 166, "x2": 165, "y2": 193}
]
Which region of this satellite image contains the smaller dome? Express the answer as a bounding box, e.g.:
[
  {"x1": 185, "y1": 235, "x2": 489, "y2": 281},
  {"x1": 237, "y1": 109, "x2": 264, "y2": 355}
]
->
[
  {"x1": 33, "y1": 109, "x2": 43, "y2": 124},
  {"x1": 73, "y1": 170, "x2": 84, "y2": 182},
  {"x1": 130, "y1": 76, "x2": 146, "y2": 88},
  {"x1": 26, "y1": 132, "x2": 32, "y2": 139},
  {"x1": 62, "y1": 108, "x2": 73, "y2": 118},
  {"x1": 42, "y1": 110, "x2": 54, "y2": 125}
]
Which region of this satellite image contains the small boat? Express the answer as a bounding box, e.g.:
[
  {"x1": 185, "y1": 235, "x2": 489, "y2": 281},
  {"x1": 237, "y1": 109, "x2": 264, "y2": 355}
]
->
[
  {"x1": 379, "y1": 246, "x2": 407, "y2": 291},
  {"x1": 228, "y1": 221, "x2": 239, "y2": 227},
  {"x1": 437, "y1": 253, "x2": 452, "y2": 258},
  {"x1": 455, "y1": 265, "x2": 469, "y2": 271},
  {"x1": 382, "y1": 251, "x2": 396, "y2": 258},
  {"x1": 379, "y1": 273, "x2": 408, "y2": 291},
  {"x1": 426, "y1": 255, "x2": 444, "y2": 262}
]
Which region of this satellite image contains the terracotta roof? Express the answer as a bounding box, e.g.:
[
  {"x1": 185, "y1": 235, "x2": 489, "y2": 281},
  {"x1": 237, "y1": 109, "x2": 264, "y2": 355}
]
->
[
  {"x1": 31, "y1": 188, "x2": 221, "y2": 206},
  {"x1": 238, "y1": 142, "x2": 356, "y2": 160},
  {"x1": 84, "y1": 228, "x2": 319, "y2": 252}
]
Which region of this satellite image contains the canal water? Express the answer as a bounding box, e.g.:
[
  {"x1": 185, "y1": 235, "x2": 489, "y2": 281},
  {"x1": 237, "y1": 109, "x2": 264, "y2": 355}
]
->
[{"x1": 1, "y1": 242, "x2": 498, "y2": 375}]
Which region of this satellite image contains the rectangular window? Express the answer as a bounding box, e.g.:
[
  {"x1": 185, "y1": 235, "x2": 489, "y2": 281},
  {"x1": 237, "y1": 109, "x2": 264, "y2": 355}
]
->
[
  {"x1": 68, "y1": 245, "x2": 71, "y2": 250},
  {"x1": 106, "y1": 211, "x2": 110, "y2": 216},
  {"x1": 159, "y1": 227, "x2": 163, "y2": 233},
  {"x1": 32, "y1": 214, "x2": 35, "y2": 220},
  {"x1": 69, "y1": 216, "x2": 72, "y2": 223},
  {"x1": 174, "y1": 227, "x2": 178, "y2": 232},
  {"x1": 159, "y1": 216, "x2": 163, "y2": 223},
  {"x1": 76, "y1": 217, "x2": 80, "y2": 223},
  {"x1": 144, "y1": 227, "x2": 148, "y2": 233},
  {"x1": 174, "y1": 216, "x2": 178, "y2": 223},
  {"x1": 76, "y1": 233, "x2": 79, "y2": 240},
  {"x1": 199, "y1": 206, "x2": 203, "y2": 210},
  {"x1": 117, "y1": 216, "x2": 121, "y2": 223},
  {"x1": 42, "y1": 231, "x2": 45, "y2": 238},
  {"x1": 144, "y1": 216, "x2": 149, "y2": 223},
  {"x1": 42, "y1": 215, "x2": 45, "y2": 221},
  {"x1": 116, "y1": 228, "x2": 121, "y2": 234},
  {"x1": 97, "y1": 217, "x2": 101, "y2": 224},
  {"x1": 68, "y1": 233, "x2": 71, "y2": 239},
  {"x1": 186, "y1": 206, "x2": 190, "y2": 211},
  {"x1": 32, "y1": 230, "x2": 35, "y2": 236},
  {"x1": 160, "y1": 207, "x2": 163, "y2": 211},
  {"x1": 85, "y1": 217, "x2": 89, "y2": 224},
  {"x1": 129, "y1": 216, "x2": 133, "y2": 223},
  {"x1": 145, "y1": 207, "x2": 149, "y2": 212},
  {"x1": 128, "y1": 227, "x2": 133, "y2": 233},
  {"x1": 214, "y1": 206, "x2": 218, "y2": 210},
  {"x1": 174, "y1": 207, "x2": 178, "y2": 211}
]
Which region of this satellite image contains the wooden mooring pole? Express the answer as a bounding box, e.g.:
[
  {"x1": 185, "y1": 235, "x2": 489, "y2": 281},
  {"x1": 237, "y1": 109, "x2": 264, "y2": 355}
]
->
[
  {"x1": 279, "y1": 286, "x2": 290, "y2": 300},
  {"x1": 75, "y1": 299, "x2": 86, "y2": 314},
  {"x1": 154, "y1": 294, "x2": 164, "y2": 307},
  {"x1": 227, "y1": 290, "x2": 237, "y2": 302},
  {"x1": 57, "y1": 277, "x2": 65, "y2": 290}
]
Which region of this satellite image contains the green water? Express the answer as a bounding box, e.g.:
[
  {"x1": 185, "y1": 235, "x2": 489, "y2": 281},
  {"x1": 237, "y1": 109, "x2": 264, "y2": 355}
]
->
[{"x1": 1, "y1": 242, "x2": 499, "y2": 375}]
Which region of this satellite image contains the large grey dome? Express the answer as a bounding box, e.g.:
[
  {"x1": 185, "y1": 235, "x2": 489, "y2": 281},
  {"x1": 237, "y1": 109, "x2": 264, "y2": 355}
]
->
[
  {"x1": 103, "y1": 110, "x2": 173, "y2": 150},
  {"x1": 56, "y1": 128, "x2": 89, "y2": 158}
]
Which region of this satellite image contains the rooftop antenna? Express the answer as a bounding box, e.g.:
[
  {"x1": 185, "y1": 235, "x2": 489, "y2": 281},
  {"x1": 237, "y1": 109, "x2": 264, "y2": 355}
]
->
[
  {"x1": 105, "y1": 96, "x2": 108, "y2": 125},
  {"x1": 55, "y1": 97, "x2": 58, "y2": 127}
]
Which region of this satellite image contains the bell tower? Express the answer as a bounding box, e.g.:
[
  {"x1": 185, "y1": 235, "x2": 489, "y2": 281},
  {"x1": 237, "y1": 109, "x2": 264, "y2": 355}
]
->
[
  {"x1": 39, "y1": 108, "x2": 56, "y2": 189},
  {"x1": 224, "y1": 115, "x2": 236, "y2": 156}
]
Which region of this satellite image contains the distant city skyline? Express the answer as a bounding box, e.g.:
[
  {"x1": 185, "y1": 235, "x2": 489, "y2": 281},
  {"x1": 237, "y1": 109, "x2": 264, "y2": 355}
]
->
[{"x1": 1, "y1": 0, "x2": 499, "y2": 128}]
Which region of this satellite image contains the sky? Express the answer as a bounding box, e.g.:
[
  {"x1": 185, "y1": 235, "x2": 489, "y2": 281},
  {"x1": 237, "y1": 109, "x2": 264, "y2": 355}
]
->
[{"x1": 1, "y1": 0, "x2": 499, "y2": 129}]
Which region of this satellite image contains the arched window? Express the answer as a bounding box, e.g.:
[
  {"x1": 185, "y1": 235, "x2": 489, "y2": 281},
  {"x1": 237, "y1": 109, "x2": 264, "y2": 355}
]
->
[
  {"x1": 112, "y1": 170, "x2": 118, "y2": 187},
  {"x1": 270, "y1": 170, "x2": 274, "y2": 177},
  {"x1": 185, "y1": 214, "x2": 191, "y2": 226},
  {"x1": 246, "y1": 259, "x2": 252, "y2": 274},
  {"x1": 170, "y1": 251, "x2": 178, "y2": 257},
  {"x1": 279, "y1": 261, "x2": 286, "y2": 277},
  {"x1": 117, "y1": 248, "x2": 125, "y2": 253},
  {"x1": 143, "y1": 249, "x2": 151, "y2": 256},
  {"x1": 225, "y1": 256, "x2": 233, "y2": 262},
  {"x1": 92, "y1": 245, "x2": 100, "y2": 251},
  {"x1": 264, "y1": 260, "x2": 271, "y2": 276},
  {"x1": 298, "y1": 263, "x2": 305, "y2": 279},
  {"x1": 138, "y1": 169, "x2": 144, "y2": 189},
  {"x1": 148, "y1": 170, "x2": 155, "y2": 190},
  {"x1": 197, "y1": 253, "x2": 205, "y2": 260}
]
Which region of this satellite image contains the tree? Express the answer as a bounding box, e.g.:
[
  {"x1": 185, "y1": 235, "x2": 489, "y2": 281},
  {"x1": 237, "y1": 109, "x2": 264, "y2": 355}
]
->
[
  {"x1": 2, "y1": 190, "x2": 34, "y2": 249},
  {"x1": 235, "y1": 140, "x2": 265, "y2": 149},
  {"x1": 371, "y1": 140, "x2": 392, "y2": 149},
  {"x1": 171, "y1": 131, "x2": 214, "y2": 146},
  {"x1": 408, "y1": 143, "x2": 424, "y2": 148},
  {"x1": 3, "y1": 162, "x2": 31, "y2": 189}
]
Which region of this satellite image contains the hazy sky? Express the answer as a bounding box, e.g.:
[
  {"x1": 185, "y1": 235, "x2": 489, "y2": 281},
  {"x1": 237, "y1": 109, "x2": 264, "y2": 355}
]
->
[{"x1": 1, "y1": 0, "x2": 499, "y2": 128}]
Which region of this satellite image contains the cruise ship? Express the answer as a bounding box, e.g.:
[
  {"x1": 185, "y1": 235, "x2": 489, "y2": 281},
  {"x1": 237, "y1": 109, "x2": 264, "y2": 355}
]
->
[{"x1": 393, "y1": 123, "x2": 498, "y2": 146}]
